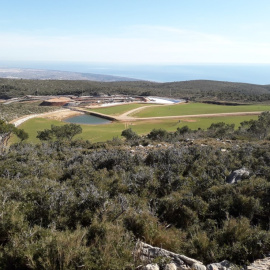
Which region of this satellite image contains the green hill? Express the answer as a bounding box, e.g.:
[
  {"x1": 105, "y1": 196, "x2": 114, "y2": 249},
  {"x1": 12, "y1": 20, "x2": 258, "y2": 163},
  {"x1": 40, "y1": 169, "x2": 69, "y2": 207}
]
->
[{"x1": 1, "y1": 78, "x2": 270, "y2": 103}]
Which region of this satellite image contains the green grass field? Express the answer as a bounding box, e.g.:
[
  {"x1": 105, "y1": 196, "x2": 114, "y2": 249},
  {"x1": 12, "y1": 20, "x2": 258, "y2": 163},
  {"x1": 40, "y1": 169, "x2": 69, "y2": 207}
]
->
[
  {"x1": 88, "y1": 103, "x2": 154, "y2": 116},
  {"x1": 132, "y1": 103, "x2": 270, "y2": 117},
  {"x1": 13, "y1": 115, "x2": 259, "y2": 144}
]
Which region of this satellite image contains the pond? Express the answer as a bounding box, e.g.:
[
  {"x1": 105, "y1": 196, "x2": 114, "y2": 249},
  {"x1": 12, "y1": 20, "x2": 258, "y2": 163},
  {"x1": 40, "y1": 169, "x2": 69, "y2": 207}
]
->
[{"x1": 64, "y1": 114, "x2": 111, "y2": 125}]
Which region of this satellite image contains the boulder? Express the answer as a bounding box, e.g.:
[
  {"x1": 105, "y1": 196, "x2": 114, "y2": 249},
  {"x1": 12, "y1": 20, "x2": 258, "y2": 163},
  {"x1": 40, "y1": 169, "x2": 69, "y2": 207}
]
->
[
  {"x1": 164, "y1": 263, "x2": 177, "y2": 270},
  {"x1": 226, "y1": 168, "x2": 250, "y2": 184},
  {"x1": 207, "y1": 260, "x2": 232, "y2": 270},
  {"x1": 247, "y1": 256, "x2": 270, "y2": 270},
  {"x1": 206, "y1": 265, "x2": 219, "y2": 270},
  {"x1": 143, "y1": 264, "x2": 159, "y2": 270},
  {"x1": 192, "y1": 263, "x2": 206, "y2": 270},
  {"x1": 135, "y1": 240, "x2": 203, "y2": 268}
]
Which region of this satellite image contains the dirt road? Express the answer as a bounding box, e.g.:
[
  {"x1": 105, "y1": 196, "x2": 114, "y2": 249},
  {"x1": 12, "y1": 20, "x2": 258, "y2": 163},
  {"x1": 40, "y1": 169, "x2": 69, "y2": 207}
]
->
[
  {"x1": 118, "y1": 104, "x2": 166, "y2": 118},
  {"x1": 115, "y1": 111, "x2": 262, "y2": 122}
]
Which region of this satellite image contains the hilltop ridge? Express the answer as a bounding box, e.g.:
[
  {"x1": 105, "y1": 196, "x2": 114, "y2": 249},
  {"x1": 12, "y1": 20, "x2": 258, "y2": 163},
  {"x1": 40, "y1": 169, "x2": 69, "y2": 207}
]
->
[{"x1": 1, "y1": 77, "x2": 270, "y2": 103}]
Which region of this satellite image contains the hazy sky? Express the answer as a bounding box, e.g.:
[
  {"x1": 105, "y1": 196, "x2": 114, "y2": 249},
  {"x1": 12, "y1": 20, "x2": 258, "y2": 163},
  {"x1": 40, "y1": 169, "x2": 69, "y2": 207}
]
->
[{"x1": 1, "y1": 0, "x2": 270, "y2": 64}]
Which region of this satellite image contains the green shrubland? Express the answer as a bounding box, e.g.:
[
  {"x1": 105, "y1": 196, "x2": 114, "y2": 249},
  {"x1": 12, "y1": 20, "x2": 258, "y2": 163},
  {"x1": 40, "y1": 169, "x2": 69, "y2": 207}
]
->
[
  {"x1": 0, "y1": 102, "x2": 58, "y2": 122},
  {"x1": 1, "y1": 114, "x2": 270, "y2": 268},
  {"x1": 2, "y1": 78, "x2": 270, "y2": 103}
]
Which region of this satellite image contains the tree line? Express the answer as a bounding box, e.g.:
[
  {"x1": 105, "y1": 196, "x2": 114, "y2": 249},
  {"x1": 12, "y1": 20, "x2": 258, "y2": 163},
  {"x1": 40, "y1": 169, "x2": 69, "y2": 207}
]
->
[{"x1": 1, "y1": 78, "x2": 270, "y2": 103}]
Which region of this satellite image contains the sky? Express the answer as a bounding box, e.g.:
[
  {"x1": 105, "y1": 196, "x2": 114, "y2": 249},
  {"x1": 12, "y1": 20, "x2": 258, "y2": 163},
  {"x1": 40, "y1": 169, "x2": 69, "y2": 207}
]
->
[{"x1": 1, "y1": 0, "x2": 270, "y2": 64}]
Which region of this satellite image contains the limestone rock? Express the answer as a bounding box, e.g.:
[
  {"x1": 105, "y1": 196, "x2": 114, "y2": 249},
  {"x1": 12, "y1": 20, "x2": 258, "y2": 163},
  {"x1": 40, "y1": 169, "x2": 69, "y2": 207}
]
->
[
  {"x1": 165, "y1": 263, "x2": 177, "y2": 270},
  {"x1": 143, "y1": 263, "x2": 159, "y2": 270},
  {"x1": 206, "y1": 265, "x2": 219, "y2": 270},
  {"x1": 135, "y1": 240, "x2": 203, "y2": 269},
  {"x1": 207, "y1": 260, "x2": 232, "y2": 270},
  {"x1": 226, "y1": 168, "x2": 250, "y2": 184},
  {"x1": 192, "y1": 263, "x2": 207, "y2": 270},
  {"x1": 247, "y1": 256, "x2": 270, "y2": 270}
]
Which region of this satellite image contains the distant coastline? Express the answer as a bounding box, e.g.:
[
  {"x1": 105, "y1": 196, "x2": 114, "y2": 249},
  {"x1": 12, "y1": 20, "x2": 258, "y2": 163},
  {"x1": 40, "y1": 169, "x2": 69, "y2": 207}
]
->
[{"x1": 1, "y1": 62, "x2": 270, "y2": 84}]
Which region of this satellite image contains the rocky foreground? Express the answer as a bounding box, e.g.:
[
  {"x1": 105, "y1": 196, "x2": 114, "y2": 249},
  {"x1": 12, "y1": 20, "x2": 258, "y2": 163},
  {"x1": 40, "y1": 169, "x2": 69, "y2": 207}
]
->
[{"x1": 135, "y1": 241, "x2": 270, "y2": 270}]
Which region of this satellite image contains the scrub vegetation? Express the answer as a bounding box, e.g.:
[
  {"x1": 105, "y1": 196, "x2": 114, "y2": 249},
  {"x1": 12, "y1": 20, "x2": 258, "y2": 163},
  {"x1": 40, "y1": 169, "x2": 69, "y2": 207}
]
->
[
  {"x1": 1, "y1": 79, "x2": 270, "y2": 269},
  {"x1": 1, "y1": 112, "x2": 270, "y2": 269},
  {"x1": 0, "y1": 102, "x2": 59, "y2": 122}
]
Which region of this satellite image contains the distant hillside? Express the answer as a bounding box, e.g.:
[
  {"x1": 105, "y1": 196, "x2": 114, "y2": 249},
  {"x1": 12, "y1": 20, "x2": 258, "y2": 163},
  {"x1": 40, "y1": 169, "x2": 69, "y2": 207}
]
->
[
  {"x1": 0, "y1": 68, "x2": 139, "y2": 82},
  {"x1": 162, "y1": 80, "x2": 270, "y2": 102},
  {"x1": 1, "y1": 77, "x2": 270, "y2": 103}
]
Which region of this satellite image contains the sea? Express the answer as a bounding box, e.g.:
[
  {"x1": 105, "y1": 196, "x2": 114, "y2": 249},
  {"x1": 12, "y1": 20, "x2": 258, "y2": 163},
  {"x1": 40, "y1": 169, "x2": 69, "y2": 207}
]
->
[{"x1": 1, "y1": 61, "x2": 270, "y2": 85}]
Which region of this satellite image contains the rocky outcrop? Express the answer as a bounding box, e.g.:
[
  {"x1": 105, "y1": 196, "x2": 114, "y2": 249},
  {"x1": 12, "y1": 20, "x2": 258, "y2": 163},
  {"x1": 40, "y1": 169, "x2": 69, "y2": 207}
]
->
[
  {"x1": 165, "y1": 263, "x2": 177, "y2": 270},
  {"x1": 206, "y1": 260, "x2": 233, "y2": 270},
  {"x1": 226, "y1": 168, "x2": 250, "y2": 184},
  {"x1": 135, "y1": 241, "x2": 269, "y2": 270},
  {"x1": 247, "y1": 257, "x2": 270, "y2": 270},
  {"x1": 192, "y1": 263, "x2": 207, "y2": 270},
  {"x1": 142, "y1": 264, "x2": 160, "y2": 270},
  {"x1": 135, "y1": 241, "x2": 244, "y2": 270},
  {"x1": 135, "y1": 241, "x2": 204, "y2": 269}
]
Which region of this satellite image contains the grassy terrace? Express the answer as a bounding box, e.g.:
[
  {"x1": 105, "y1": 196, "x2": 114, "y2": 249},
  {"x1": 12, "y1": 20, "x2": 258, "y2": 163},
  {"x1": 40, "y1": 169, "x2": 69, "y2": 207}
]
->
[
  {"x1": 87, "y1": 103, "x2": 154, "y2": 116},
  {"x1": 132, "y1": 103, "x2": 270, "y2": 117},
  {"x1": 13, "y1": 115, "x2": 259, "y2": 144}
]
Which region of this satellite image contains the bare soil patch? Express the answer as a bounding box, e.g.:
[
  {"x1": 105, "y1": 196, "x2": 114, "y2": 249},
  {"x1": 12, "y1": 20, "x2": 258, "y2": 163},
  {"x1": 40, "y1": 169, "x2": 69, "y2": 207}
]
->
[
  {"x1": 116, "y1": 111, "x2": 262, "y2": 122},
  {"x1": 40, "y1": 110, "x2": 83, "y2": 121},
  {"x1": 10, "y1": 109, "x2": 82, "y2": 127}
]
